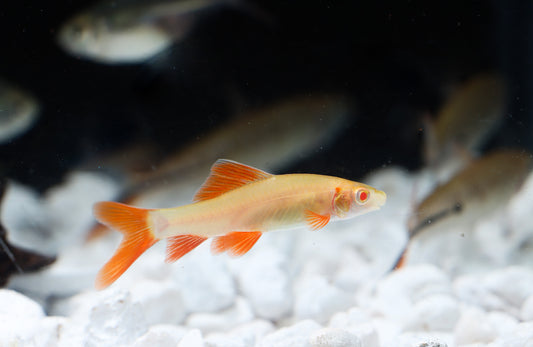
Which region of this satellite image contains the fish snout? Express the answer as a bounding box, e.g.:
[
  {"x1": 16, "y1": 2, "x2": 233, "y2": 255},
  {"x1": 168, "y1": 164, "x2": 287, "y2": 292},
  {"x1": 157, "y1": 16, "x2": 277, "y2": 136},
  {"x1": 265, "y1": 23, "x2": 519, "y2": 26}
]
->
[{"x1": 374, "y1": 189, "x2": 387, "y2": 208}]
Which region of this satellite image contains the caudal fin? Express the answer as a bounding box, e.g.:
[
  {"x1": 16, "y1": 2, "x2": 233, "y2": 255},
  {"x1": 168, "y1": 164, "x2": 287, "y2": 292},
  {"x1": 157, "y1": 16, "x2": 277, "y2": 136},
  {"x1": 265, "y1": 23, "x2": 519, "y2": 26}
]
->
[{"x1": 93, "y1": 201, "x2": 157, "y2": 289}]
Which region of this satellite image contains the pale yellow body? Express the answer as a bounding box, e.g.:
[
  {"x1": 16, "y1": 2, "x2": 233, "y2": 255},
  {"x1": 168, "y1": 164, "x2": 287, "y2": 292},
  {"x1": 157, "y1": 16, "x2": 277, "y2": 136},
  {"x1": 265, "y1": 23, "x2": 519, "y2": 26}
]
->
[{"x1": 151, "y1": 174, "x2": 385, "y2": 239}]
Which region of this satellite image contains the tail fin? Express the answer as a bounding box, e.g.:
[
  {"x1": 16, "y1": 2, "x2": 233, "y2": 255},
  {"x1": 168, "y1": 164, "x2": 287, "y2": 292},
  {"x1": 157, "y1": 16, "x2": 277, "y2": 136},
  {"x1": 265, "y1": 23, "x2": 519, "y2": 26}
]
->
[{"x1": 93, "y1": 201, "x2": 157, "y2": 289}]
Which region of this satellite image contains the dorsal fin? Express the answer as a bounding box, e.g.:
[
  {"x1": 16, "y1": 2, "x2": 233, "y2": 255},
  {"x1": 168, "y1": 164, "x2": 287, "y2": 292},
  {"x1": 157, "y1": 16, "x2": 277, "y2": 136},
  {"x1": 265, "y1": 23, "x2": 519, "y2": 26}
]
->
[{"x1": 193, "y1": 159, "x2": 273, "y2": 202}]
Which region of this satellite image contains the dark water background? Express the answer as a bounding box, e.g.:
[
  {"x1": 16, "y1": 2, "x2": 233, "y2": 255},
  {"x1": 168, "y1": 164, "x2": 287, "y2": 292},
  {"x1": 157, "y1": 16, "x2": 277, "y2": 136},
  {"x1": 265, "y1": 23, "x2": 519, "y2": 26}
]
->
[{"x1": 0, "y1": 1, "x2": 531, "y2": 191}]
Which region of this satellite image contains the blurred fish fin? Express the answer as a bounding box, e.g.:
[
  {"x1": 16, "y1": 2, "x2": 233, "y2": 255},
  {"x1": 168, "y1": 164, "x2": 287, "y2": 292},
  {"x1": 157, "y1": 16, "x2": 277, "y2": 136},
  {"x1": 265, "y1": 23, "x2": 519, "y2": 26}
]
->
[
  {"x1": 93, "y1": 202, "x2": 157, "y2": 289},
  {"x1": 391, "y1": 247, "x2": 408, "y2": 270},
  {"x1": 193, "y1": 159, "x2": 273, "y2": 201},
  {"x1": 165, "y1": 234, "x2": 207, "y2": 262},
  {"x1": 211, "y1": 231, "x2": 262, "y2": 256},
  {"x1": 305, "y1": 210, "x2": 330, "y2": 231}
]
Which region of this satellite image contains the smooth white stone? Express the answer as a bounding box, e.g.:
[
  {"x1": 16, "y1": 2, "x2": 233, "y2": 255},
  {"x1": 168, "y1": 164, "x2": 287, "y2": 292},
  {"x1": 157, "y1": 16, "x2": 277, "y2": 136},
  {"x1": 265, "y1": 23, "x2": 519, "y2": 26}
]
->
[
  {"x1": 0, "y1": 289, "x2": 45, "y2": 346},
  {"x1": 520, "y1": 294, "x2": 533, "y2": 321},
  {"x1": 177, "y1": 329, "x2": 204, "y2": 347},
  {"x1": 372, "y1": 265, "x2": 452, "y2": 322},
  {"x1": 293, "y1": 275, "x2": 352, "y2": 324},
  {"x1": 132, "y1": 324, "x2": 189, "y2": 347},
  {"x1": 454, "y1": 307, "x2": 497, "y2": 345},
  {"x1": 186, "y1": 297, "x2": 254, "y2": 333},
  {"x1": 237, "y1": 248, "x2": 292, "y2": 320},
  {"x1": 130, "y1": 279, "x2": 186, "y2": 325},
  {"x1": 309, "y1": 328, "x2": 362, "y2": 347},
  {"x1": 258, "y1": 319, "x2": 322, "y2": 347},
  {"x1": 404, "y1": 294, "x2": 460, "y2": 331},
  {"x1": 171, "y1": 243, "x2": 236, "y2": 312}
]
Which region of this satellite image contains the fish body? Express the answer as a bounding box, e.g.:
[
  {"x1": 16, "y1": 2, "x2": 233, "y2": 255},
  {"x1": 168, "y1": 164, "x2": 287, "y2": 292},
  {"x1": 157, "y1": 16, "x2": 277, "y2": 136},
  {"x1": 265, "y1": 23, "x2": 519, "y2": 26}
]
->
[
  {"x1": 394, "y1": 149, "x2": 532, "y2": 269},
  {"x1": 121, "y1": 93, "x2": 352, "y2": 207},
  {"x1": 94, "y1": 159, "x2": 386, "y2": 288}
]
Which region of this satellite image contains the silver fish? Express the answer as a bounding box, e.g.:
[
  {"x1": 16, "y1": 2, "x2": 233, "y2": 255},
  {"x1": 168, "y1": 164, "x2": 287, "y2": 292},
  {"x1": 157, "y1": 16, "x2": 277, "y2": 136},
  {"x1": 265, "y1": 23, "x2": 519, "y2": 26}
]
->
[
  {"x1": 0, "y1": 80, "x2": 40, "y2": 144},
  {"x1": 57, "y1": 0, "x2": 241, "y2": 64},
  {"x1": 101, "y1": 93, "x2": 353, "y2": 208},
  {"x1": 394, "y1": 149, "x2": 532, "y2": 269}
]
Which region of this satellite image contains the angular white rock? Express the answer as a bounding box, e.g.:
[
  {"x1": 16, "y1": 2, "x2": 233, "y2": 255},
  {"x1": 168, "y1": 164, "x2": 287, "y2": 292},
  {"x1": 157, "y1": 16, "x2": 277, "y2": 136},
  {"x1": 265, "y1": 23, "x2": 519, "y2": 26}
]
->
[
  {"x1": 177, "y1": 329, "x2": 204, "y2": 347},
  {"x1": 327, "y1": 308, "x2": 379, "y2": 347},
  {"x1": 130, "y1": 279, "x2": 186, "y2": 325},
  {"x1": 370, "y1": 265, "x2": 452, "y2": 323},
  {"x1": 0, "y1": 289, "x2": 45, "y2": 346},
  {"x1": 84, "y1": 289, "x2": 148, "y2": 347},
  {"x1": 132, "y1": 324, "x2": 189, "y2": 347},
  {"x1": 404, "y1": 294, "x2": 460, "y2": 331},
  {"x1": 258, "y1": 319, "x2": 322, "y2": 347},
  {"x1": 186, "y1": 297, "x2": 254, "y2": 333},
  {"x1": 237, "y1": 247, "x2": 292, "y2": 320},
  {"x1": 171, "y1": 243, "x2": 236, "y2": 312},
  {"x1": 293, "y1": 275, "x2": 352, "y2": 324},
  {"x1": 453, "y1": 306, "x2": 518, "y2": 345},
  {"x1": 309, "y1": 328, "x2": 362, "y2": 347}
]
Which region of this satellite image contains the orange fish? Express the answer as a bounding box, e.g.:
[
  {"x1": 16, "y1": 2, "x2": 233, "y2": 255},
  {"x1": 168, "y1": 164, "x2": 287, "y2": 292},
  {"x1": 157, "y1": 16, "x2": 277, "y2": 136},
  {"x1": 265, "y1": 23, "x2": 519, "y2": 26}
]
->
[{"x1": 93, "y1": 159, "x2": 387, "y2": 289}]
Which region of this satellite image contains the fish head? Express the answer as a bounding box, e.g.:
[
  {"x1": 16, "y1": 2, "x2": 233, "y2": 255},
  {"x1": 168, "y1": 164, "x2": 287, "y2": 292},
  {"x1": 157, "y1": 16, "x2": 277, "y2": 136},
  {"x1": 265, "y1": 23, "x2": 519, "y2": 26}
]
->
[
  {"x1": 57, "y1": 13, "x2": 104, "y2": 57},
  {"x1": 333, "y1": 182, "x2": 387, "y2": 218}
]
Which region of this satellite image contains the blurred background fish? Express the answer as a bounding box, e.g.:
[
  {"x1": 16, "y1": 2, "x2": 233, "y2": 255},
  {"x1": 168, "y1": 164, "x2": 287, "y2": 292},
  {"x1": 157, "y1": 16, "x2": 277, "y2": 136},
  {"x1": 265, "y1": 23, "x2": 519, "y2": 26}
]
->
[
  {"x1": 57, "y1": 0, "x2": 266, "y2": 64},
  {"x1": 87, "y1": 93, "x2": 353, "y2": 208},
  {"x1": 422, "y1": 73, "x2": 506, "y2": 181},
  {"x1": 0, "y1": 80, "x2": 40, "y2": 144},
  {"x1": 395, "y1": 149, "x2": 532, "y2": 271}
]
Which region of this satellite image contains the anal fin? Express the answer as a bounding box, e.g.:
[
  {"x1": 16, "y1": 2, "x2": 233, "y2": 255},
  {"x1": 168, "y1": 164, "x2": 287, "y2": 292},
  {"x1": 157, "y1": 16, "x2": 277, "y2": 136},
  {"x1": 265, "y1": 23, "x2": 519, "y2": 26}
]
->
[
  {"x1": 211, "y1": 231, "x2": 262, "y2": 257},
  {"x1": 165, "y1": 235, "x2": 207, "y2": 263}
]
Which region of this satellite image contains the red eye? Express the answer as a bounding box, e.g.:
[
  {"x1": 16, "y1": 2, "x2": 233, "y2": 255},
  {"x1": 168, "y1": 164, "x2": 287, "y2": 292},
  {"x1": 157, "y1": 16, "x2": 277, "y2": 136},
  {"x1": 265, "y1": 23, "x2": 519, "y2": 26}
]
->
[{"x1": 356, "y1": 189, "x2": 369, "y2": 204}]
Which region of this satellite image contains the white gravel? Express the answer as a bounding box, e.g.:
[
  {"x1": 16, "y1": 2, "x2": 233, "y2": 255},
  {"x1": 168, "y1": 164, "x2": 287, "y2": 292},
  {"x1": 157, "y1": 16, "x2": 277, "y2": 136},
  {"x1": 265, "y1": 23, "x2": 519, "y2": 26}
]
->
[{"x1": 2, "y1": 167, "x2": 533, "y2": 346}]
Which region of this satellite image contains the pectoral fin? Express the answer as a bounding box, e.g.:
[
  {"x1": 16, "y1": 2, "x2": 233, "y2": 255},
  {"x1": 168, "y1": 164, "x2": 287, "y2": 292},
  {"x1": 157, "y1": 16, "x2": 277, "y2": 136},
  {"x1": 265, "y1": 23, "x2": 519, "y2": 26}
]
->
[
  {"x1": 211, "y1": 231, "x2": 262, "y2": 257},
  {"x1": 305, "y1": 210, "x2": 331, "y2": 231}
]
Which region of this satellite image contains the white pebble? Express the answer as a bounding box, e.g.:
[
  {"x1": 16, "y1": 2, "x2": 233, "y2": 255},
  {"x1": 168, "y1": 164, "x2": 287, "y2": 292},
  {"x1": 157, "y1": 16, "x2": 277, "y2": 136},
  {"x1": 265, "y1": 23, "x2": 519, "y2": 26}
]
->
[
  {"x1": 237, "y1": 248, "x2": 292, "y2": 320},
  {"x1": 258, "y1": 319, "x2": 322, "y2": 347},
  {"x1": 34, "y1": 316, "x2": 68, "y2": 347},
  {"x1": 293, "y1": 275, "x2": 352, "y2": 324},
  {"x1": 178, "y1": 329, "x2": 204, "y2": 347},
  {"x1": 309, "y1": 328, "x2": 361, "y2": 347},
  {"x1": 520, "y1": 294, "x2": 533, "y2": 321},
  {"x1": 492, "y1": 322, "x2": 533, "y2": 347},
  {"x1": 130, "y1": 279, "x2": 186, "y2": 325},
  {"x1": 452, "y1": 310, "x2": 516, "y2": 346},
  {"x1": 186, "y1": 297, "x2": 254, "y2": 333},
  {"x1": 132, "y1": 324, "x2": 189, "y2": 347},
  {"x1": 172, "y1": 245, "x2": 236, "y2": 312},
  {"x1": 372, "y1": 265, "x2": 452, "y2": 322},
  {"x1": 0, "y1": 289, "x2": 45, "y2": 346},
  {"x1": 84, "y1": 290, "x2": 148, "y2": 347},
  {"x1": 483, "y1": 266, "x2": 533, "y2": 311},
  {"x1": 404, "y1": 294, "x2": 460, "y2": 331}
]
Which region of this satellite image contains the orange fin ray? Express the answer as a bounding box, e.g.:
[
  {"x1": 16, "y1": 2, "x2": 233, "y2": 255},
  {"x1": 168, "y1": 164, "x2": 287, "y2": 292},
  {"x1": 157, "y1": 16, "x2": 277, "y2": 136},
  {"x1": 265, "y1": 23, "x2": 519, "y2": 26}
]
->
[
  {"x1": 193, "y1": 159, "x2": 272, "y2": 202},
  {"x1": 93, "y1": 202, "x2": 157, "y2": 289},
  {"x1": 211, "y1": 231, "x2": 262, "y2": 257},
  {"x1": 305, "y1": 210, "x2": 331, "y2": 230},
  {"x1": 165, "y1": 235, "x2": 207, "y2": 263}
]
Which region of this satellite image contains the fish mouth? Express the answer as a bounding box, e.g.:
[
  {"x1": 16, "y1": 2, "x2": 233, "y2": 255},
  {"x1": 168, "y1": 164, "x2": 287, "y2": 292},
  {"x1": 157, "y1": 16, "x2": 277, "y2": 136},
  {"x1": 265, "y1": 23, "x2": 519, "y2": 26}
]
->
[{"x1": 374, "y1": 189, "x2": 387, "y2": 208}]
